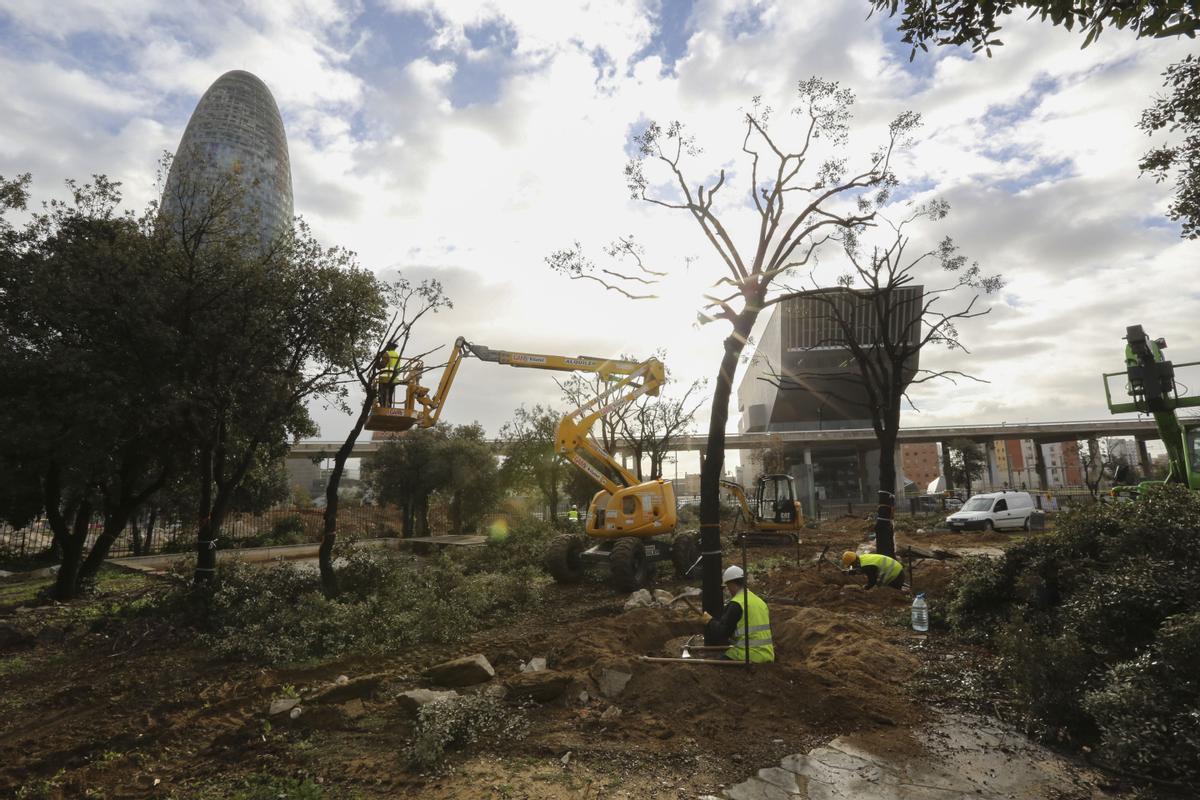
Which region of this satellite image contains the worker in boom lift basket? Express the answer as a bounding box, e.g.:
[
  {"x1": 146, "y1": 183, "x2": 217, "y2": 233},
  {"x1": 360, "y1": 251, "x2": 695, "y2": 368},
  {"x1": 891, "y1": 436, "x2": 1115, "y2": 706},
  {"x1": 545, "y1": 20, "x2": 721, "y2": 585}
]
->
[
  {"x1": 701, "y1": 565, "x2": 775, "y2": 663},
  {"x1": 376, "y1": 341, "x2": 400, "y2": 408},
  {"x1": 842, "y1": 551, "x2": 906, "y2": 590}
]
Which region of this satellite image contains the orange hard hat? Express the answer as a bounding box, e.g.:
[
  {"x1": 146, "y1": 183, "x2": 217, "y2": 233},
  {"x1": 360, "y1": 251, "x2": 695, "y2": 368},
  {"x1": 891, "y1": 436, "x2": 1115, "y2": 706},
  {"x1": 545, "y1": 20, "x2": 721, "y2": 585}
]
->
[{"x1": 841, "y1": 551, "x2": 858, "y2": 568}]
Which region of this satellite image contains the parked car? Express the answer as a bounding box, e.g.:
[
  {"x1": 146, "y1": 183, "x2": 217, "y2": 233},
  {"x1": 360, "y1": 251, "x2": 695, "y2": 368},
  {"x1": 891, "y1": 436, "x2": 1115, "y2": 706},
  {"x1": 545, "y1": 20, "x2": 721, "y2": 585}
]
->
[{"x1": 946, "y1": 491, "x2": 1034, "y2": 532}]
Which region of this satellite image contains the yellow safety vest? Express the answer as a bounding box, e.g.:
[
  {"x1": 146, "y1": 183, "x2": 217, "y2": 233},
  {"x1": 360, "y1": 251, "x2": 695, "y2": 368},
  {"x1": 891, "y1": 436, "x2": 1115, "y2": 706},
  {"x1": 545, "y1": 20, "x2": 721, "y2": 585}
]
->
[
  {"x1": 726, "y1": 588, "x2": 774, "y2": 663},
  {"x1": 378, "y1": 349, "x2": 400, "y2": 384},
  {"x1": 568, "y1": 509, "x2": 579, "y2": 521},
  {"x1": 859, "y1": 553, "x2": 903, "y2": 585}
]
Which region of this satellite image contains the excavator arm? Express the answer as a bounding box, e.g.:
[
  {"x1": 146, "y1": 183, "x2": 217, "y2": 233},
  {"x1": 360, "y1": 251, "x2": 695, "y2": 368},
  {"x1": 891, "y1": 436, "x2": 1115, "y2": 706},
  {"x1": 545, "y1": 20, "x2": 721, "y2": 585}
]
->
[{"x1": 719, "y1": 479, "x2": 754, "y2": 520}]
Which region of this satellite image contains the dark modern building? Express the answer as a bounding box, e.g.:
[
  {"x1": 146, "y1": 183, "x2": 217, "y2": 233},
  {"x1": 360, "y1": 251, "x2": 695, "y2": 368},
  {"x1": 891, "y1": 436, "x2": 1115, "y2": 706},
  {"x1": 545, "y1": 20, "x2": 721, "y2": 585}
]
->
[
  {"x1": 736, "y1": 288, "x2": 926, "y2": 503},
  {"x1": 162, "y1": 70, "x2": 293, "y2": 246},
  {"x1": 739, "y1": 287, "x2": 923, "y2": 432}
]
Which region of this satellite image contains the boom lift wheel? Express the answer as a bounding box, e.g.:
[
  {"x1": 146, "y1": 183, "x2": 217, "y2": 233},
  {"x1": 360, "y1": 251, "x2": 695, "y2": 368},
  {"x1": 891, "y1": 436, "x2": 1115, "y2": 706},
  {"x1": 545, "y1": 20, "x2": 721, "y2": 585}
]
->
[
  {"x1": 671, "y1": 531, "x2": 699, "y2": 578},
  {"x1": 610, "y1": 537, "x2": 650, "y2": 591},
  {"x1": 545, "y1": 534, "x2": 586, "y2": 584}
]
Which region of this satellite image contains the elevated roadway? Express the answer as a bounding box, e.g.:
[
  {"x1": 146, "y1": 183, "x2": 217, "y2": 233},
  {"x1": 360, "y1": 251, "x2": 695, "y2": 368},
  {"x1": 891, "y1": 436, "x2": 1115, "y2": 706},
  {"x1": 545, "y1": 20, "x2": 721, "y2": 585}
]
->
[{"x1": 289, "y1": 418, "x2": 1161, "y2": 460}]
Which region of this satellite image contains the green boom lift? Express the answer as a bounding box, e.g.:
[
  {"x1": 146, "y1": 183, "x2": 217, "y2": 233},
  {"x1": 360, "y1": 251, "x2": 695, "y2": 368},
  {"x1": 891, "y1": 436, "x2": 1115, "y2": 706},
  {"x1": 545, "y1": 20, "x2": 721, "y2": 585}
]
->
[{"x1": 1102, "y1": 324, "x2": 1200, "y2": 495}]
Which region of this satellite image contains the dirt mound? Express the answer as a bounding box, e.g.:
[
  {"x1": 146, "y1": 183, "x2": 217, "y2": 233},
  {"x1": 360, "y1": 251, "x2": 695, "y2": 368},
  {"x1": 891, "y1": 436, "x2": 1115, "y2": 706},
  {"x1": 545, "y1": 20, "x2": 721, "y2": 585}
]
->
[
  {"x1": 757, "y1": 565, "x2": 910, "y2": 612},
  {"x1": 907, "y1": 560, "x2": 958, "y2": 598},
  {"x1": 772, "y1": 606, "x2": 918, "y2": 694},
  {"x1": 552, "y1": 606, "x2": 698, "y2": 670},
  {"x1": 550, "y1": 596, "x2": 922, "y2": 755}
]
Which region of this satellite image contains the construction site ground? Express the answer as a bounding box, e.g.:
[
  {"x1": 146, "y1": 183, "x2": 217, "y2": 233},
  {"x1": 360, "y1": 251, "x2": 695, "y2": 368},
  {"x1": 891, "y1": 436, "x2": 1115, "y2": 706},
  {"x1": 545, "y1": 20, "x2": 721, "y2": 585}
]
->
[{"x1": 0, "y1": 517, "x2": 1124, "y2": 799}]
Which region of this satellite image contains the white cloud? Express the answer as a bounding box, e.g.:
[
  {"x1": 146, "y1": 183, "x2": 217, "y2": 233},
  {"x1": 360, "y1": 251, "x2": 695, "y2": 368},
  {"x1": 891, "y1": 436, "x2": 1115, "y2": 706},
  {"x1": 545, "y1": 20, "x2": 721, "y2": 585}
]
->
[{"x1": 2, "y1": 0, "x2": 1197, "y2": 450}]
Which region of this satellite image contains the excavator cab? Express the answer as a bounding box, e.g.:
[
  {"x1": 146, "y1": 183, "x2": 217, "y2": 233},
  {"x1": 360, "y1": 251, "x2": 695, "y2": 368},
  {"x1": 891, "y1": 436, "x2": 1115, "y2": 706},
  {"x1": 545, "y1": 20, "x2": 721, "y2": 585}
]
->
[
  {"x1": 722, "y1": 474, "x2": 803, "y2": 546},
  {"x1": 756, "y1": 474, "x2": 800, "y2": 525}
]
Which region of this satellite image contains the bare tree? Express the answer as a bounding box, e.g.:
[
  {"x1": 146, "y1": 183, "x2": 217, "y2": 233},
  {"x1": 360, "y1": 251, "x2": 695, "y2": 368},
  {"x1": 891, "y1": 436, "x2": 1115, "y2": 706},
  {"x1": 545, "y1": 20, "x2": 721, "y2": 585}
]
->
[
  {"x1": 619, "y1": 379, "x2": 706, "y2": 480},
  {"x1": 553, "y1": 79, "x2": 921, "y2": 612},
  {"x1": 317, "y1": 278, "x2": 450, "y2": 597},
  {"x1": 763, "y1": 202, "x2": 1001, "y2": 554}
]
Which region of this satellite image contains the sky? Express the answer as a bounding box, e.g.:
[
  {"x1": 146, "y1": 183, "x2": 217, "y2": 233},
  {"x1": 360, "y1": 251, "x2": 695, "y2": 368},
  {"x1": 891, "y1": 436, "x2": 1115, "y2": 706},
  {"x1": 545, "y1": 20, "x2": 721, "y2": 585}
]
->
[{"x1": 1, "y1": 0, "x2": 1196, "y2": 460}]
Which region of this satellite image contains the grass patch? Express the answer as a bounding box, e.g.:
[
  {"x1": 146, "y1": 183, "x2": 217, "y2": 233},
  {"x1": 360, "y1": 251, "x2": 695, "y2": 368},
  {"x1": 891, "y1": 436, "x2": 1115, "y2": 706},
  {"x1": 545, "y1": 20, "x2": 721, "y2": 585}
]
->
[
  {"x1": 0, "y1": 654, "x2": 31, "y2": 677},
  {"x1": 172, "y1": 774, "x2": 346, "y2": 800}
]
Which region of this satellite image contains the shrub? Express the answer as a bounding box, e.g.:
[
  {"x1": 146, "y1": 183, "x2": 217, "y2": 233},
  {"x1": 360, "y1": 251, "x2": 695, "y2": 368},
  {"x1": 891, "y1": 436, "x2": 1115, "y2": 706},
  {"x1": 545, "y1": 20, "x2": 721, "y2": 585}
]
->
[
  {"x1": 268, "y1": 514, "x2": 307, "y2": 544},
  {"x1": 407, "y1": 694, "x2": 529, "y2": 772},
  {"x1": 1083, "y1": 612, "x2": 1200, "y2": 785},
  {"x1": 458, "y1": 516, "x2": 558, "y2": 574},
  {"x1": 170, "y1": 543, "x2": 550, "y2": 664},
  {"x1": 942, "y1": 485, "x2": 1200, "y2": 782}
]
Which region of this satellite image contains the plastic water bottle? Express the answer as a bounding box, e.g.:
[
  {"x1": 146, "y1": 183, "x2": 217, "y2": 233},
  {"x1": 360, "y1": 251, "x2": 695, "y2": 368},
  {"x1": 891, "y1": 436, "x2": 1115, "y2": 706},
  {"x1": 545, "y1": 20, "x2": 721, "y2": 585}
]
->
[{"x1": 911, "y1": 593, "x2": 929, "y2": 632}]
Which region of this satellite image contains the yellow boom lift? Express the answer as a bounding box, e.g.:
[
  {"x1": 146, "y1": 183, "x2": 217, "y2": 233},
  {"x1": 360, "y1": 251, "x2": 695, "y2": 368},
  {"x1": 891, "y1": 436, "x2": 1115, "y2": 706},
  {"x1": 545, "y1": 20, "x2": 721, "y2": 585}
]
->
[
  {"x1": 720, "y1": 474, "x2": 804, "y2": 546},
  {"x1": 366, "y1": 337, "x2": 699, "y2": 590}
]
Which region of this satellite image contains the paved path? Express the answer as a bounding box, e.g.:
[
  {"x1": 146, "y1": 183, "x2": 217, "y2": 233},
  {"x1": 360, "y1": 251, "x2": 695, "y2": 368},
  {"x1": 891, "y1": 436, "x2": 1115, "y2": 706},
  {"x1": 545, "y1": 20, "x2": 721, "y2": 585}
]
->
[{"x1": 718, "y1": 713, "x2": 1113, "y2": 800}]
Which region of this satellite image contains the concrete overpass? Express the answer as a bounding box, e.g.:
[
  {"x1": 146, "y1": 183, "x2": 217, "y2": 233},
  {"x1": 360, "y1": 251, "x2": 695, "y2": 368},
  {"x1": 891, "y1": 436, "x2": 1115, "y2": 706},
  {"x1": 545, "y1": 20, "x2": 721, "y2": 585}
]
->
[{"x1": 289, "y1": 418, "x2": 1161, "y2": 460}]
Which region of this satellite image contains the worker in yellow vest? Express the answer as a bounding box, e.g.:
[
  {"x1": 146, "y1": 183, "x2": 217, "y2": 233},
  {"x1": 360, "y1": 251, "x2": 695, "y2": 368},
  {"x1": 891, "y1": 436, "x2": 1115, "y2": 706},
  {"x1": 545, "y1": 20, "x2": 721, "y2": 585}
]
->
[
  {"x1": 702, "y1": 565, "x2": 775, "y2": 663},
  {"x1": 376, "y1": 341, "x2": 401, "y2": 408},
  {"x1": 841, "y1": 551, "x2": 906, "y2": 590},
  {"x1": 567, "y1": 505, "x2": 580, "y2": 528}
]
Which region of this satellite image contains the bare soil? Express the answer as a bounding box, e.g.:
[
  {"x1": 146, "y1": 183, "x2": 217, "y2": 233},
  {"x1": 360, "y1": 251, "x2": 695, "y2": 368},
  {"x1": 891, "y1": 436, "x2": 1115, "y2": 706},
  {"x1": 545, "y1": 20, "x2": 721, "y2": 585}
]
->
[{"x1": 0, "y1": 519, "x2": 1033, "y2": 799}]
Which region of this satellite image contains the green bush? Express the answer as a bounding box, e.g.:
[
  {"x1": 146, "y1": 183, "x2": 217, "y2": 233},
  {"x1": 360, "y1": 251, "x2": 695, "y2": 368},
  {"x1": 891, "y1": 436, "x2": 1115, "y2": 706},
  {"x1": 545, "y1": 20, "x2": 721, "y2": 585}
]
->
[
  {"x1": 943, "y1": 485, "x2": 1200, "y2": 782},
  {"x1": 1083, "y1": 612, "x2": 1200, "y2": 785},
  {"x1": 457, "y1": 516, "x2": 558, "y2": 574},
  {"x1": 408, "y1": 694, "x2": 529, "y2": 772},
  {"x1": 172, "y1": 543, "x2": 550, "y2": 664},
  {"x1": 268, "y1": 514, "x2": 307, "y2": 543}
]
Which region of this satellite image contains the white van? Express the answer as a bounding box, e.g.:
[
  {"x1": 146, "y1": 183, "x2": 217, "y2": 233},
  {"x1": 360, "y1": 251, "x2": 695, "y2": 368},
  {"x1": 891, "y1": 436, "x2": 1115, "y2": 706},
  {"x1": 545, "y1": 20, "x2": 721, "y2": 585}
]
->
[{"x1": 946, "y1": 491, "x2": 1035, "y2": 532}]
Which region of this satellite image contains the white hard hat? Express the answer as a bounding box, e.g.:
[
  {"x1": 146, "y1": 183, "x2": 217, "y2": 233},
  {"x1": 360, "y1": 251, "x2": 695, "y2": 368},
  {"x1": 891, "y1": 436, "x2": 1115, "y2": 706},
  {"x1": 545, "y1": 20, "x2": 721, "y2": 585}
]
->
[{"x1": 722, "y1": 565, "x2": 745, "y2": 583}]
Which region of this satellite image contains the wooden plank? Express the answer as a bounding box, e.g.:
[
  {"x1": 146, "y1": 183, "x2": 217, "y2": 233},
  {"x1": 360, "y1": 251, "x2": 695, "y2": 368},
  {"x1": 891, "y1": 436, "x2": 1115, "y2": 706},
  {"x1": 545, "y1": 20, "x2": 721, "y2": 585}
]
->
[{"x1": 639, "y1": 656, "x2": 748, "y2": 667}]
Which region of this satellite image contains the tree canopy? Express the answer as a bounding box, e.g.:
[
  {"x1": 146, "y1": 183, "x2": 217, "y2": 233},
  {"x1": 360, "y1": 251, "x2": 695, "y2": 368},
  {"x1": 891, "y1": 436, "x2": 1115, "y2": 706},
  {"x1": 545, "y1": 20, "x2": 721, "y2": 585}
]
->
[
  {"x1": 870, "y1": 0, "x2": 1200, "y2": 238},
  {"x1": 0, "y1": 160, "x2": 389, "y2": 596}
]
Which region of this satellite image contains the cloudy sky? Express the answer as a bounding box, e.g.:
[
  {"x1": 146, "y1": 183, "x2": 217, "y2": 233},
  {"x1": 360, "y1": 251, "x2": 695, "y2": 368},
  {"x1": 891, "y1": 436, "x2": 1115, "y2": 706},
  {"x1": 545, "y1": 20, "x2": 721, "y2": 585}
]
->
[{"x1": 2, "y1": 0, "x2": 1196, "y2": 456}]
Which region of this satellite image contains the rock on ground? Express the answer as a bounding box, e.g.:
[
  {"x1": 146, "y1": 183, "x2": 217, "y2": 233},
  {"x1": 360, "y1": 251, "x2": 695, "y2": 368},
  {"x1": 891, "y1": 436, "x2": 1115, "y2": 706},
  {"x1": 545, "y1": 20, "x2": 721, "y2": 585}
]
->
[
  {"x1": 309, "y1": 673, "x2": 388, "y2": 704},
  {"x1": 504, "y1": 669, "x2": 572, "y2": 702},
  {"x1": 624, "y1": 589, "x2": 654, "y2": 610},
  {"x1": 395, "y1": 688, "x2": 458, "y2": 717},
  {"x1": 268, "y1": 698, "x2": 300, "y2": 716},
  {"x1": 424, "y1": 654, "x2": 495, "y2": 687},
  {"x1": 597, "y1": 668, "x2": 633, "y2": 699}
]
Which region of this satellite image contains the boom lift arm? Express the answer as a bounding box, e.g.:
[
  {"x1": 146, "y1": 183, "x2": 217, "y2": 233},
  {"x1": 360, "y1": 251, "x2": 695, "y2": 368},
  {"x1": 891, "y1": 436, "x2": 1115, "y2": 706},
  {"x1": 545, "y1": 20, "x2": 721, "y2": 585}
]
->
[
  {"x1": 369, "y1": 335, "x2": 692, "y2": 589},
  {"x1": 1102, "y1": 325, "x2": 1200, "y2": 491},
  {"x1": 373, "y1": 336, "x2": 666, "y2": 496}
]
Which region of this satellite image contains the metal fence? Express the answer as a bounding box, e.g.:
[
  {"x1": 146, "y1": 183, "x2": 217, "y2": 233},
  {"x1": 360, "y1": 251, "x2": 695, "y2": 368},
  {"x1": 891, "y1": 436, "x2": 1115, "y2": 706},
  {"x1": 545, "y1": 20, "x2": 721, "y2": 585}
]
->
[{"x1": 0, "y1": 505, "x2": 413, "y2": 561}]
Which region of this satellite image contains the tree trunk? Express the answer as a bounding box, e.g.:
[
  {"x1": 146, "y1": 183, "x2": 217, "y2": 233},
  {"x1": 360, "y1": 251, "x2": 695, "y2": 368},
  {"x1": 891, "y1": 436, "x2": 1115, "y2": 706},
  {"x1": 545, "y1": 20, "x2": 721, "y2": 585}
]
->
[
  {"x1": 194, "y1": 445, "x2": 217, "y2": 583},
  {"x1": 78, "y1": 471, "x2": 167, "y2": 588},
  {"x1": 401, "y1": 499, "x2": 414, "y2": 538},
  {"x1": 131, "y1": 515, "x2": 143, "y2": 557},
  {"x1": 321, "y1": 392, "x2": 375, "y2": 598},
  {"x1": 76, "y1": 509, "x2": 132, "y2": 589},
  {"x1": 416, "y1": 494, "x2": 430, "y2": 536},
  {"x1": 874, "y1": 432, "x2": 897, "y2": 557},
  {"x1": 52, "y1": 502, "x2": 91, "y2": 601},
  {"x1": 144, "y1": 506, "x2": 157, "y2": 554},
  {"x1": 700, "y1": 311, "x2": 758, "y2": 617}
]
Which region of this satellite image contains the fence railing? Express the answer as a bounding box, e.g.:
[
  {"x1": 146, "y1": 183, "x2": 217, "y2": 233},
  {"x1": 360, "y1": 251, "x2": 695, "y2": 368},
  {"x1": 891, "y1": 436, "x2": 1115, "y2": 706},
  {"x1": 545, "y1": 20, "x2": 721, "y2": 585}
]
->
[{"x1": 0, "y1": 506, "x2": 412, "y2": 562}]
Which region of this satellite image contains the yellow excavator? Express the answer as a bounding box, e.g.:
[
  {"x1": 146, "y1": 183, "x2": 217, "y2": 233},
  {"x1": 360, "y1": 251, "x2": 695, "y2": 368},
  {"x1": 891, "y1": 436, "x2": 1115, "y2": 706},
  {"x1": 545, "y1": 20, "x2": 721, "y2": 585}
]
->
[
  {"x1": 720, "y1": 475, "x2": 804, "y2": 546},
  {"x1": 366, "y1": 337, "x2": 698, "y2": 590}
]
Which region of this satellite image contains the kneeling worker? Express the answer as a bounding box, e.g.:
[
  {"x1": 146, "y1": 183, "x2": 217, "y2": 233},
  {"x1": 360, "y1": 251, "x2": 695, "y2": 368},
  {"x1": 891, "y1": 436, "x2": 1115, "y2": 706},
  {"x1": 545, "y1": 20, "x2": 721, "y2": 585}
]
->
[
  {"x1": 842, "y1": 551, "x2": 905, "y2": 590},
  {"x1": 702, "y1": 565, "x2": 774, "y2": 663}
]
